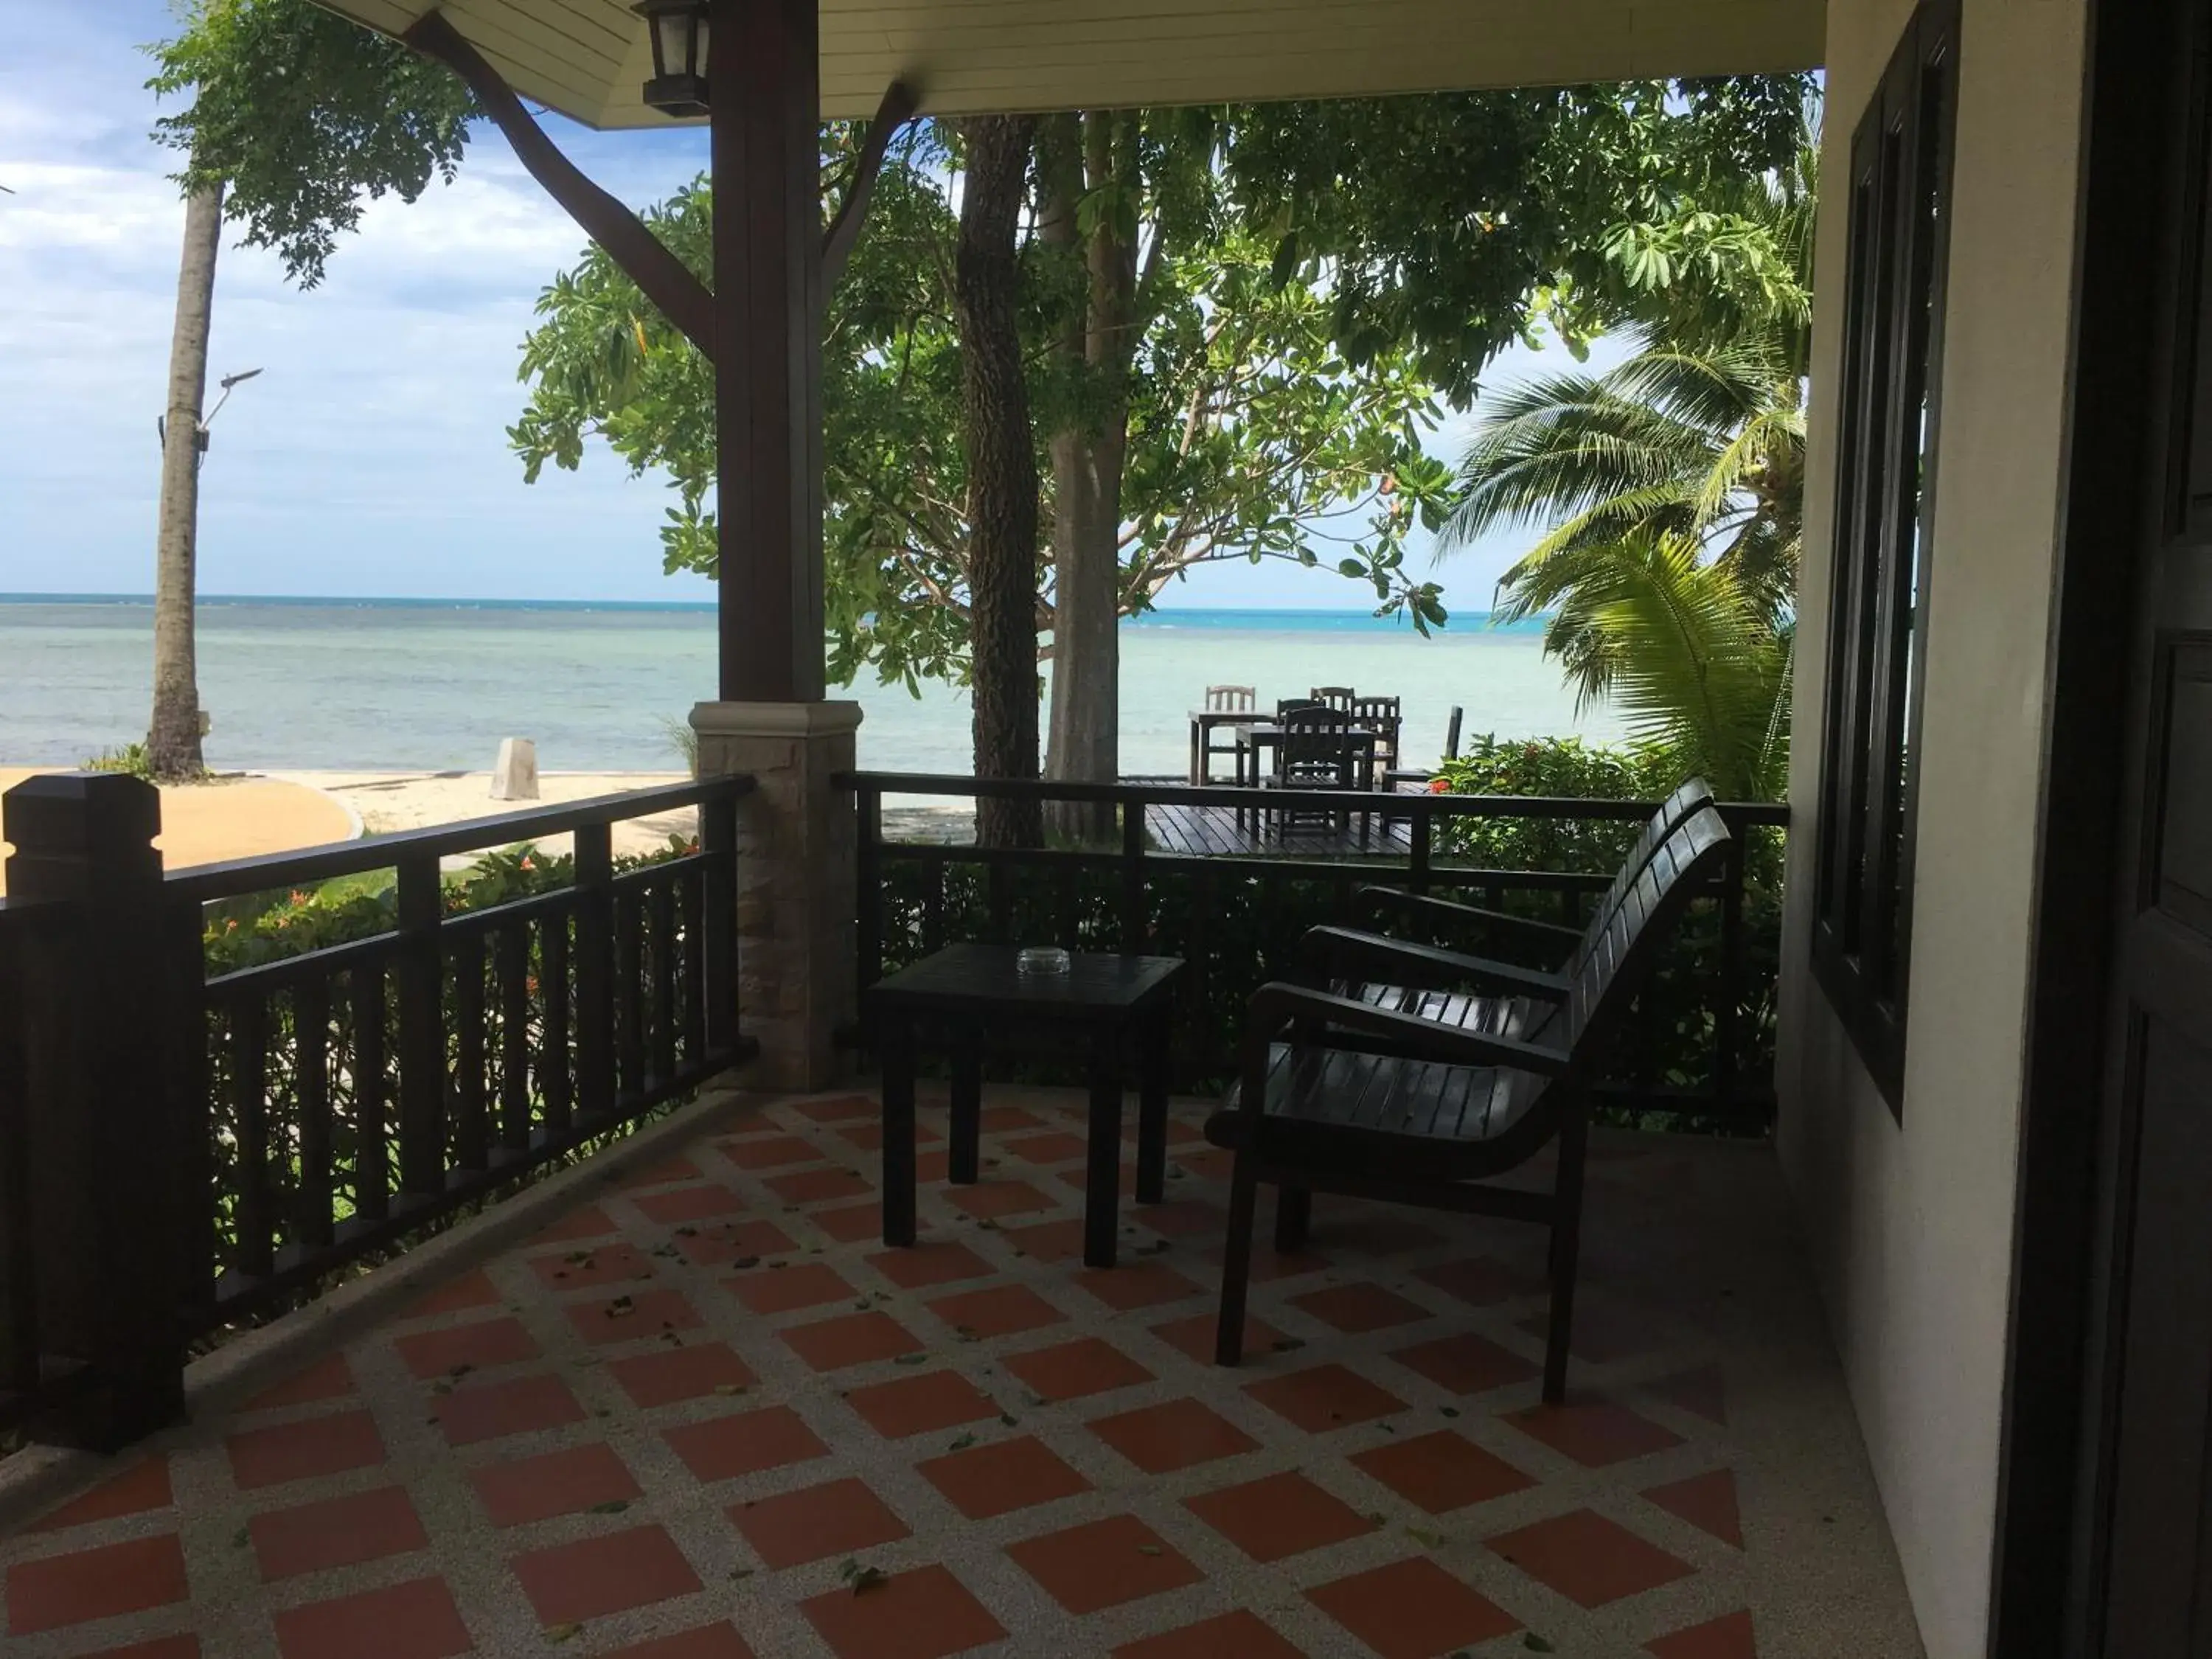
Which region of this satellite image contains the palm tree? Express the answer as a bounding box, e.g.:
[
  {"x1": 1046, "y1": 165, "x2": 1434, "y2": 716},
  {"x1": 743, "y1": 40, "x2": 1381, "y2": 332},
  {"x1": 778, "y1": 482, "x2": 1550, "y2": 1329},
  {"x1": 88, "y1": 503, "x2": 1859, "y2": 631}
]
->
[{"x1": 1440, "y1": 137, "x2": 1812, "y2": 798}]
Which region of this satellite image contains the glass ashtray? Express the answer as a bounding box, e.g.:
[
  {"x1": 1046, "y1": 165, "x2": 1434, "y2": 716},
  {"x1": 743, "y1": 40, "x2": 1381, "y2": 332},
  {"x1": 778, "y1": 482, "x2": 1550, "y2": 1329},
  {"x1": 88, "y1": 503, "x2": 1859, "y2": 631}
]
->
[{"x1": 1017, "y1": 946, "x2": 1072, "y2": 977}]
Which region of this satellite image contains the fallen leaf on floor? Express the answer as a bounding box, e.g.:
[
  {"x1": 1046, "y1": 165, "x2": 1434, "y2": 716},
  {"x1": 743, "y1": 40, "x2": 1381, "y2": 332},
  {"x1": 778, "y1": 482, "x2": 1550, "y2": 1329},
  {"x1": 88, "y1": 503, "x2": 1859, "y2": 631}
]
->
[
  {"x1": 1405, "y1": 1526, "x2": 1450, "y2": 1548},
  {"x1": 588, "y1": 1499, "x2": 630, "y2": 1514},
  {"x1": 1523, "y1": 1637, "x2": 1556, "y2": 1653},
  {"x1": 731, "y1": 1256, "x2": 760, "y2": 1270},
  {"x1": 728, "y1": 1567, "x2": 754, "y2": 1582},
  {"x1": 714, "y1": 1382, "x2": 747, "y2": 1397},
  {"x1": 948, "y1": 1433, "x2": 978, "y2": 1452},
  {"x1": 1136, "y1": 1544, "x2": 1164, "y2": 1557},
  {"x1": 230, "y1": 1526, "x2": 249, "y2": 1548},
  {"x1": 893, "y1": 1353, "x2": 927, "y2": 1366},
  {"x1": 1439, "y1": 1406, "x2": 1461, "y2": 1418},
  {"x1": 839, "y1": 1559, "x2": 888, "y2": 1594},
  {"x1": 605, "y1": 1295, "x2": 634, "y2": 1318},
  {"x1": 544, "y1": 1624, "x2": 581, "y2": 1644}
]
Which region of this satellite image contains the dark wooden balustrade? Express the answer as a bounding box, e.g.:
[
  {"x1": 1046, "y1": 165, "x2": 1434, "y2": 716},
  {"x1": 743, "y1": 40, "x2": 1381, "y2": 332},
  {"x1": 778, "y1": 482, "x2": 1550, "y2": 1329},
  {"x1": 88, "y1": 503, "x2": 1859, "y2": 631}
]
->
[
  {"x1": 842, "y1": 772, "x2": 1789, "y2": 1125},
  {"x1": 0, "y1": 771, "x2": 754, "y2": 1447}
]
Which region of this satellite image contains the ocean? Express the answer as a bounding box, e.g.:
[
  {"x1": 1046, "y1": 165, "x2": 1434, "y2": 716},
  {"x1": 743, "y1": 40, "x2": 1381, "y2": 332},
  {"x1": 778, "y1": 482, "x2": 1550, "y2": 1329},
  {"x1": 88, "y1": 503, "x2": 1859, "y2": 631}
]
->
[{"x1": 0, "y1": 597, "x2": 1627, "y2": 777}]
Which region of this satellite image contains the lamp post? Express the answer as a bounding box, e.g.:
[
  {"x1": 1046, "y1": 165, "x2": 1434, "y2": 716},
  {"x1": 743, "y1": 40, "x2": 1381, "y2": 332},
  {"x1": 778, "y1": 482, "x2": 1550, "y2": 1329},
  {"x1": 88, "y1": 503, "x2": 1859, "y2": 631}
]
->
[{"x1": 633, "y1": 0, "x2": 711, "y2": 117}]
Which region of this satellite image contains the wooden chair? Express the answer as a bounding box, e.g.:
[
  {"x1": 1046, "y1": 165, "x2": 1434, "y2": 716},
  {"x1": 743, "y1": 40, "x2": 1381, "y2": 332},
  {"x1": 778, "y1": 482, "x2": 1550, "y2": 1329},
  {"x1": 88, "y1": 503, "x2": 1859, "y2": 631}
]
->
[
  {"x1": 1201, "y1": 685, "x2": 1257, "y2": 785},
  {"x1": 1349, "y1": 694, "x2": 1402, "y2": 773},
  {"x1": 1204, "y1": 804, "x2": 1736, "y2": 1402},
  {"x1": 1264, "y1": 704, "x2": 1361, "y2": 840},
  {"x1": 1310, "y1": 685, "x2": 1357, "y2": 714}
]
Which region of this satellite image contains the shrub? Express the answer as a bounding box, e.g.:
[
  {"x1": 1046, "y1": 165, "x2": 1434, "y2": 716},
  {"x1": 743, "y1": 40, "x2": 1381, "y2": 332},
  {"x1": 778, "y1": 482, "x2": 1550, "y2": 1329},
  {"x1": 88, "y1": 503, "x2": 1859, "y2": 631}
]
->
[{"x1": 83, "y1": 742, "x2": 159, "y2": 781}]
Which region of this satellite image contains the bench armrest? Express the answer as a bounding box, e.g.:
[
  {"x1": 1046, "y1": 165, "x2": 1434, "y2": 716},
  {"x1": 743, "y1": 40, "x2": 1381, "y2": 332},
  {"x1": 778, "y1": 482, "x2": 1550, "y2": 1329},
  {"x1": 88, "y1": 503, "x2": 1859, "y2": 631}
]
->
[
  {"x1": 1354, "y1": 886, "x2": 1585, "y2": 955},
  {"x1": 1236, "y1": 980, "x2": 1571, "y2": 1108},
  {"x1": 1300, "y1": 926, "x2": 1571, "y2": 1001}
]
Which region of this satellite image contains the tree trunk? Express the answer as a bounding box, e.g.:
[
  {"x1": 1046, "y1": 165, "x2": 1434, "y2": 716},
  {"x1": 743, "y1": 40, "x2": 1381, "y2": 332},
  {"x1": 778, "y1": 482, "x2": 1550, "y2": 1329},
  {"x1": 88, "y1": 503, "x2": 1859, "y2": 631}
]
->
[
  {"x1": 148, "y1": 180, "x2": 225, "y2": 779},
  {"x1": 1045, "y1": 114, "x2": 1138, "y2": 844},
  {"x1": 954, "y1": 116, "x2": 1043, "y2": 849}
]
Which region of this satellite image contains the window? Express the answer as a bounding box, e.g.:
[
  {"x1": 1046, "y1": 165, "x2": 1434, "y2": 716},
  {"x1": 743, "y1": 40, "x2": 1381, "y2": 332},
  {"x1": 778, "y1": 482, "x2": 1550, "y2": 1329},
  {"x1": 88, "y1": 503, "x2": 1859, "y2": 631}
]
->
[{"x1": 1812, "y1": 0, "x2": 1961, "y2": 1115}]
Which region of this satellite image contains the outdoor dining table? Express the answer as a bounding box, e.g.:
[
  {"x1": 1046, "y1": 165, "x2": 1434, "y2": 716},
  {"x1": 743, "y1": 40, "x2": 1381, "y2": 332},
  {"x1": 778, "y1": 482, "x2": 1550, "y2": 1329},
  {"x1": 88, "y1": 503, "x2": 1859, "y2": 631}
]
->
[{"x1": 867, "y1": 943, "x2": 1185, "y2": 1268}]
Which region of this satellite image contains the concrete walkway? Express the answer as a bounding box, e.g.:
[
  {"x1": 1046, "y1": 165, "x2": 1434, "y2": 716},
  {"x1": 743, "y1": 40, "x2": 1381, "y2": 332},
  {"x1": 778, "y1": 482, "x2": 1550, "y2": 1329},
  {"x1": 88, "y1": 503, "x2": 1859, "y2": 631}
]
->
[{"x1": 0, "y1": 1091, "x2": 1924, "y2": 1658}]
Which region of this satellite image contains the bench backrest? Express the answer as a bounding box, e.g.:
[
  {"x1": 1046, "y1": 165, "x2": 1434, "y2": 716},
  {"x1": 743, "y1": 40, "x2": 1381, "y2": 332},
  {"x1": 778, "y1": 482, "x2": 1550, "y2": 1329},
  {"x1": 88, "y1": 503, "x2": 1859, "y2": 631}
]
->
[
  {"x1": 1565, "y1": 776, "x2": 1717, "y2": 978},
  {"x1": 1559, "y1": 805, "x2": 1734, "y2": 1063}
]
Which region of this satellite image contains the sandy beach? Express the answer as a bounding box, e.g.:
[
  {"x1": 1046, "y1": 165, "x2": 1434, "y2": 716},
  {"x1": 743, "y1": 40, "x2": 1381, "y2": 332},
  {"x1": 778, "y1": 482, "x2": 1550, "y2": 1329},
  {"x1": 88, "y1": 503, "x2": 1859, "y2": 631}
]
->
[{"x1": 0, "y1": 768, "x2": 695, "y2": 895}]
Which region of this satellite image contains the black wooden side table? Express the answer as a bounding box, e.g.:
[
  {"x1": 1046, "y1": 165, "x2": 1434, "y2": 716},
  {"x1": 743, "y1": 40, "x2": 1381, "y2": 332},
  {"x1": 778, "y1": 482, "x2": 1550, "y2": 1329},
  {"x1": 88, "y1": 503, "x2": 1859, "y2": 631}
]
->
[{"x1": 866, "y1": 944, "x2": 1184, "y2": 1268}]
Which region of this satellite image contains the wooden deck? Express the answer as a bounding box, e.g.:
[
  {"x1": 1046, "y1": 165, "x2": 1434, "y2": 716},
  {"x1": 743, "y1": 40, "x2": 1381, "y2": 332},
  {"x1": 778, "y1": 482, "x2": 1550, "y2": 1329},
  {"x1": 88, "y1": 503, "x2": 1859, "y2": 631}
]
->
[{"x1": 1142, "y1": 798, "x2": 1416, "y2": 857}]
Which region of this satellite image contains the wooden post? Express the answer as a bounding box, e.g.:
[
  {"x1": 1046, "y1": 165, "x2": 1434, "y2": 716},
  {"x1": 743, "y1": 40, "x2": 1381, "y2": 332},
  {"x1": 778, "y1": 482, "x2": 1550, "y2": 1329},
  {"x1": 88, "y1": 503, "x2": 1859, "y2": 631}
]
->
[
  {"x1": 574, "y1": 824, "x2": 616, "y2": 1120},
  {"x1": 1120, "y1": 794, "x2": 1147, "y2": 953},
  {"x1": 1717, "y1": 824, "x2": 1745, "y2": 1115},
  {"x1": 1, "y1": 773, "x2": 196, "y2": 1448},
  {"x1": 712, "y1": 0, "x2": 824, "y2": 703},
  {"x1": 701, "y1": 790, "x2": 740, "y2": 1057},
  {"x1": 394, "y1": 853, "x2": 445, "y2": 1203}
]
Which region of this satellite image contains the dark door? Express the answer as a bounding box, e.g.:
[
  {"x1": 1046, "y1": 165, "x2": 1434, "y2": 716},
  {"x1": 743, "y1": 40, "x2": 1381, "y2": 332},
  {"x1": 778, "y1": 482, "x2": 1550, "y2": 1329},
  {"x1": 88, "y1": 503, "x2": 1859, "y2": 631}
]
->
[{"x1": 2090, "y1": 0, "x2": 2212, "y2": 1649}]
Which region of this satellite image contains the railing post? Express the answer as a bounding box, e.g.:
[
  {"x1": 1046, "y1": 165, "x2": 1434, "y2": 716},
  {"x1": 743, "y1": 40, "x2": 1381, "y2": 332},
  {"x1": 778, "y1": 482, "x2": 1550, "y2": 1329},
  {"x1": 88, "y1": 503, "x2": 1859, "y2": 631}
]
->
[
  {"x1": 854, "y1": 784, "x2": 882, "y2": 1006},
  {"x1": 1410, "y1": 810, "x2": 1433, "y2": 897},
  {"x1": 394, "y1": 853, "x2": 446, "y2": 1203},
  {"x1": 574, "y1": 823, "x2": 616, "y2": 1120},
  {"x1": 1120, "y1": 793, "x2": 1147, "y2": 953},
  {"x1": 1, "y1": 772, "x2": 196, "y2": 1448},
  {"x1": 1717, "y1": 819, "x2": 1745, "y2": 1117},
  {"x1": 702, "y1": 788, "x2": 741, "y2": 1058}
]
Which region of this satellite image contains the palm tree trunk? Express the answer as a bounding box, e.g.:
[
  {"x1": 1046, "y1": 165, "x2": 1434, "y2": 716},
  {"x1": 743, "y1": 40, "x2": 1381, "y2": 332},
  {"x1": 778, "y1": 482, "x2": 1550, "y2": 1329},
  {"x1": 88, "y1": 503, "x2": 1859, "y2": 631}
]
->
[
  {"x1": 148, "y1": 179, "x2": 225, "y2": 779},
  {"x1": 954, "y1": 117, "x2": 1042, "y2": 849}
]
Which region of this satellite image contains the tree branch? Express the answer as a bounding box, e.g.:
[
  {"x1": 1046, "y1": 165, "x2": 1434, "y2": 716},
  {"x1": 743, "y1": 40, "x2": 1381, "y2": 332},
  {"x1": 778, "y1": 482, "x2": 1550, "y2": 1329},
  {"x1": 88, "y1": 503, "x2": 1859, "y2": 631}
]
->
[
  {"x1": 821, "y1": 80, "x2": 920, "y2": 289},
  {"x1": 403, "y1": 10, "x2": 717, "y2": 358}
]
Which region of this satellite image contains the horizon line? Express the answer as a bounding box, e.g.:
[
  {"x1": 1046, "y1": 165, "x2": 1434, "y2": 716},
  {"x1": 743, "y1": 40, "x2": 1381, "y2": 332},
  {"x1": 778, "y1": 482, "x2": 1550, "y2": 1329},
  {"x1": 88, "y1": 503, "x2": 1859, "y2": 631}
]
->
[{"x1": 0, "y1": 591, "x2": 1505, "y2": 619}]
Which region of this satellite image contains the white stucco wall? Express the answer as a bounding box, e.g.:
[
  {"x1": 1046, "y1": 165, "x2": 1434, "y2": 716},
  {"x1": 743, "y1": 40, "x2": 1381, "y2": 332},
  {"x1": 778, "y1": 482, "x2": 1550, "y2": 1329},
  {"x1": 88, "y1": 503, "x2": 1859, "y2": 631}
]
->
[{"x1": 1777, "y1": 0, "x2": 2087, "y2": 1654}]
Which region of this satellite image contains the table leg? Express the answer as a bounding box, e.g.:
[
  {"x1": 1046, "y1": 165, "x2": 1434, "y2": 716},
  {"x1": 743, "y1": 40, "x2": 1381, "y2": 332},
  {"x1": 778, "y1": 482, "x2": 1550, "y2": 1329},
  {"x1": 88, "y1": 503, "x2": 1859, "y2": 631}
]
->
[
  {"x1": 1137, "y1": 1006, "x2": 1169, "y2": 1205},
  {"x1": 949, "y1": 1018, "x2": 982, "y2": 1184},
  {"x1": 1189, "y1": 720, "x2": 1203, "y2": 787},
  {"x1": 1084, "y1": 1025, "x2": 1123, "y2": 1268},
  {"x1": 880, "y1": 1014, "x2": 917, "y2": 1247}
]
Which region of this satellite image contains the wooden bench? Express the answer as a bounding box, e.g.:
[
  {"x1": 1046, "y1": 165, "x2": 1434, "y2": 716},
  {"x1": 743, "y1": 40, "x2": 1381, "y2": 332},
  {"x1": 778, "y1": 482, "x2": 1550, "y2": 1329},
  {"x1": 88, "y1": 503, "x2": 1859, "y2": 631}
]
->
[{"x1": 1202, "y1": 804, "x2": 1736, "y2": 1402}]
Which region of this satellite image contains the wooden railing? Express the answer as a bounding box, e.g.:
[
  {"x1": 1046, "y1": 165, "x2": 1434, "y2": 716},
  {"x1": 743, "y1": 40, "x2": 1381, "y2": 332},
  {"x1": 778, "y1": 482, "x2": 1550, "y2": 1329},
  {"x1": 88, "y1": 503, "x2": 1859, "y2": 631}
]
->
[
  {"x1": 843, "y1": 772, "x2": 1789, "y2": 1124},
  {"x1": 0, "y1": 771, "x2": 753, "y2": 1447}
]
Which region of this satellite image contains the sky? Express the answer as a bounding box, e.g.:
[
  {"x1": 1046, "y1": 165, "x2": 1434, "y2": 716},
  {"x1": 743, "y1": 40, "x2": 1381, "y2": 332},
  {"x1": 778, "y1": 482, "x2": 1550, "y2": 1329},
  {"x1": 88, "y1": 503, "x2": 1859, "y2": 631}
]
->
[{"x1": 0, "y1": 0, "x2": 1619, "y2": 611}]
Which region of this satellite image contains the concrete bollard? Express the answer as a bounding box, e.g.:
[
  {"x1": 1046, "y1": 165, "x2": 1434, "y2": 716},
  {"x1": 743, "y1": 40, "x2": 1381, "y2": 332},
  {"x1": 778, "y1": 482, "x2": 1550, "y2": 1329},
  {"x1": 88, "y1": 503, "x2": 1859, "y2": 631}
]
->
[{"x1": 490, "y1": 737, "x2": 540, "y2": 801}]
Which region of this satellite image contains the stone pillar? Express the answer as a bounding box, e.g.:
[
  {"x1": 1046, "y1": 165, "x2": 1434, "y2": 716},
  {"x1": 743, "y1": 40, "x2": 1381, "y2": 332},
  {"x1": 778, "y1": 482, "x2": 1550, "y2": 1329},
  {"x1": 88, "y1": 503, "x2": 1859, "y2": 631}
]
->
[{"x1": 691, "y1": 700, "x2": 861, "y2": 1091}]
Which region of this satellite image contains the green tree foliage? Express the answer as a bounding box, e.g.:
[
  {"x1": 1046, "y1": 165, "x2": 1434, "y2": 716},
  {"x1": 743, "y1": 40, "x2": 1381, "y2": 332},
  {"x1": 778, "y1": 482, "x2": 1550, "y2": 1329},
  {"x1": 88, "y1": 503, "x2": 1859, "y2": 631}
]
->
[
  {"x1": 146, "y1": 0, "x2": 477, "y2": 286},
  {"x1": 1225, "y1": 78, "x2": 1814, "y2": 402},
  {"x1": 1440, "y1": 131, "x2": 1815, "y2": 799},
  {"x1": 508, "y1": 122, "x2": 1455, "y2": 700}
]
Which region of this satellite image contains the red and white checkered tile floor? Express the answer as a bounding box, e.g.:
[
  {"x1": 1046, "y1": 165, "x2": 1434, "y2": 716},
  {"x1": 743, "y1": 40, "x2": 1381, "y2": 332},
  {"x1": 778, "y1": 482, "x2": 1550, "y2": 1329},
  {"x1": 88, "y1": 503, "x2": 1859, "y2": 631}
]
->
[{"x1": 0, "y1": 1088, "x2": 1924, "y2": 1658}]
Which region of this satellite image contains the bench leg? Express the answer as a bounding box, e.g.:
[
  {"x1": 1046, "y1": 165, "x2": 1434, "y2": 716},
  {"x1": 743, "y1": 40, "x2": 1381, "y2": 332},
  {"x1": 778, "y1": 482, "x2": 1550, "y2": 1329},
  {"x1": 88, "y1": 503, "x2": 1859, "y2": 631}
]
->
[
  {"x1": 949, "y1": 1020, "x2": 982, "y2": 1184},
  {"x1": 880, "y1": 1016, "x2": 918, "y2": 1248},
  {"x1": 1216, "y1": 1155, "x2": 1261, "y2": 1365},
  {"x1": 1273, "y1": 1186, "x2": 1311, "y2": 1252},
  {"x1": 1083, "y1": 1026, "x2": 1122, "y2": 1269},
  {"x1": 1542, "y1": 1102, "x2": 1590, "y2": 1402}
]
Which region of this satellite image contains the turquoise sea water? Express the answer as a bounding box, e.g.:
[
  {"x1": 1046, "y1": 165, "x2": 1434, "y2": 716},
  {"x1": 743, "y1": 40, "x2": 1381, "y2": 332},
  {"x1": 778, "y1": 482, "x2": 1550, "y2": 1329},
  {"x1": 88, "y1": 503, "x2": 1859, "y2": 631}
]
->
[{"x1": 0, "y1": 597, "x2": 1626, "y2": 776}]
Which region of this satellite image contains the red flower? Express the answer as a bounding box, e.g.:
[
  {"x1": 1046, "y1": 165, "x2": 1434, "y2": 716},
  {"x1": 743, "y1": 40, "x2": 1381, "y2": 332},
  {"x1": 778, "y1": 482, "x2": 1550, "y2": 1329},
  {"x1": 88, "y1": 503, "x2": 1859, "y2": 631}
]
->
[{"x1": 1427, "y1": 776, "x2": 1452, "y2": 793}]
